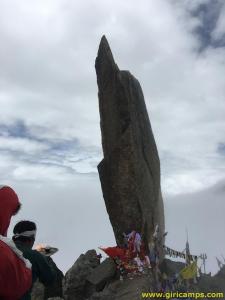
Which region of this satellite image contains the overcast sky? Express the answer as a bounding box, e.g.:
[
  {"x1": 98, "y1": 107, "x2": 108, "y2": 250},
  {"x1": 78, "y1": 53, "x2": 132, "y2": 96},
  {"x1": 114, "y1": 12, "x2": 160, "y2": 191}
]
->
[{"x1": 0, "y1": 0, "x2": 225, "y2": 275}]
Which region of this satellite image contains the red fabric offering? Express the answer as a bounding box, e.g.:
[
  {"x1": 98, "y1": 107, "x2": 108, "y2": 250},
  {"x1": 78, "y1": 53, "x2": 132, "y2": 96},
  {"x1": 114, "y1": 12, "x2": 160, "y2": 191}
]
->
[{"x1": 99, "y1": 246, "x2": 126, "y2": 260}]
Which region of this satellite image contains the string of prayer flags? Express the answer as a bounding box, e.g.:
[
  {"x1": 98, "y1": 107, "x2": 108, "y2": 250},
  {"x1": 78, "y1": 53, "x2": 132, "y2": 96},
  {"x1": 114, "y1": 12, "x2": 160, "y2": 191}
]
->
[{"x1": 163, "y1": 245, "x2": 198, "y2": 261}]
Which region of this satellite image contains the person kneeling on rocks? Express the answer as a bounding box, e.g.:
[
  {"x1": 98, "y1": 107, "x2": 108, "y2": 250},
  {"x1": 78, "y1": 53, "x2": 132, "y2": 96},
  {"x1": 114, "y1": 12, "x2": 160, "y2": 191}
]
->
[{"x1": 12, "y1": 220, "x2": 55, "y2": 300}]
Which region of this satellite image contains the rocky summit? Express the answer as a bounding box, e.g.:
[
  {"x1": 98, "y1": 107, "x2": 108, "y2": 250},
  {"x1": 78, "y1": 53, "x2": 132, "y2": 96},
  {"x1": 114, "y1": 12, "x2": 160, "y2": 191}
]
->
[
  {"x1": 30, "y1": 37, "x2": 225, "y2": 300},
  {"x1": 95, "y1": 36, "x2": 165, "y2": 251},
  {"x1": 33, "y1": 252, "x2": 225, "y2": 300}
]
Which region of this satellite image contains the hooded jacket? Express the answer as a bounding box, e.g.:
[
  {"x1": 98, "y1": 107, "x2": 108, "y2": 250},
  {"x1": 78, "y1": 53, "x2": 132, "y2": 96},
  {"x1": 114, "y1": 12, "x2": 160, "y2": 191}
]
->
[
  {"x1": 0, "y1": 185, "x2": 32, "y2": 300},
  {"x1": 0, "y1": 185, "x2": 20, "y2": 236}
]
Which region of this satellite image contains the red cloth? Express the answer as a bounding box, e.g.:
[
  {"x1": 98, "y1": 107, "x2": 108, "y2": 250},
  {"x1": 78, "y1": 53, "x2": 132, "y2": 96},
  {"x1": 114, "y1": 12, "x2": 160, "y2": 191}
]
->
[
  {"x1": 0, "y1": 186, "x2": 20, "y2": 236},
  {"x1": 0, "y1": 185, "x2": 32, "y2": 299},
  {"x1": 99, "y1": 247, "x2": 126, "y2": 260},
  {"x1": 0, "y1": 240, "x2": 32, "y2": 299}
]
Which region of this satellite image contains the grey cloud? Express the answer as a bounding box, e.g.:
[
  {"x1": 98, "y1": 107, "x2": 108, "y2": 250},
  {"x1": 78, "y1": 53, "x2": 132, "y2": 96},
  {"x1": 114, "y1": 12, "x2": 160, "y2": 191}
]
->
[
  {"x1": 190, "y1": 0, "x2": 225, "y2": 50},
  {"x1": 217, "y1": 143, "x2": 225, "y2": 156},
  {"x1": 0, "y1": 121, "x2": 101, "y2": 180},
  {"x1": 164, "y1": 178, "x2": 225, "y2": 275},
  {"x1": 0, "y1": 0, "x2": 224, "y2": 194}
]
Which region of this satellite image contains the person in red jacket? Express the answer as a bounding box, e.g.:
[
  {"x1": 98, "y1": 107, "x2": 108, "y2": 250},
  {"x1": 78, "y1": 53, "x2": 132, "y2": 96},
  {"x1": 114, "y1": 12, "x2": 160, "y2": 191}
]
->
[
  {"x1": 0, "y1": 184, "x2": 21, "y2": 236},
  {"x1": 0, "y1": 185, "x2": 32, "y2": 300}
]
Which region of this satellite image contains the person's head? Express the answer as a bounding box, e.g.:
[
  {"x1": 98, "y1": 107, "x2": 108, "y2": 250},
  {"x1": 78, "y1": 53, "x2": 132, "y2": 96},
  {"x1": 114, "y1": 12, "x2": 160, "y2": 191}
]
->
[
  {"x1": 13, "y1": 220, "x2": 37, "y2": 248},
  {"x1": 0, "y1": 185, "x2": 21, "y2": 236}
]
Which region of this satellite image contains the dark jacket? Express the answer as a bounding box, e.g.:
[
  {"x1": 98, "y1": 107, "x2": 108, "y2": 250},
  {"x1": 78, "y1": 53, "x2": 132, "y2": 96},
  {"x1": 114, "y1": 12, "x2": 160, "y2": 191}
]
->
[
  {"x1": 44, "y1": 257, "x2": 64, "y2": 299},
  {"x1": 15, "y1": 241, "x2": 55, "y2": 300}
]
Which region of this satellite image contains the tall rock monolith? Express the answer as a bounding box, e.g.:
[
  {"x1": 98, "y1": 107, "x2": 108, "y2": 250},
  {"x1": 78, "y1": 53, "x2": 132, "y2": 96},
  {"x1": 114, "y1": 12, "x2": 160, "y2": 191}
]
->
[{"x1": 95, "y1": 36, "x2": 165, "y2": 254}]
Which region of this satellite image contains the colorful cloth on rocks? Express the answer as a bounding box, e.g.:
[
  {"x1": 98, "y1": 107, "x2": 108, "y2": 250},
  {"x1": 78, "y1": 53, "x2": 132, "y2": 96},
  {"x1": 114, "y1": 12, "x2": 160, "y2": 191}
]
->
[
  {"x1": 180, "y1": 261, "x2": 198, "y2": 279},
  {"x1": 99, "y1": 246, "x2": 126, "y2": 260},
  {"x1": 127, "y1": 231, "x2": 142, "y2": 253}
]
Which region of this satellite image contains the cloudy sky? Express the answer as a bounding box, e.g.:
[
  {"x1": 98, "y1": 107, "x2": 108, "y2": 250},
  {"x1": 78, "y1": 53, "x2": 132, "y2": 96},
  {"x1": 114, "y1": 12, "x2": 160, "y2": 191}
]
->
[{"x1": 0, "y1": 0, "x2": 225, "y2": 274}]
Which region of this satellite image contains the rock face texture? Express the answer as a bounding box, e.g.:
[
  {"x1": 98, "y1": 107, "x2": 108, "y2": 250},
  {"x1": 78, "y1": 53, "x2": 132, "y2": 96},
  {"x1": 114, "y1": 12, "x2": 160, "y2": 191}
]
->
[
  {"x1": 95, "y1": 36, "x2": 165, "y2": 250},
  {"x1": 31, "y1": 281, "x2": 44, "y2": 300},
  {"x1": 63, "y1": 250, "x2": 101, "y2": 300},
  {"x1": 194, "y1": 266, "x2": 225, "y2": 294},
  {"x1": 31, "y1": 252, "x2": 225, "y2": 300},
  {"x1": 86, "y1": 258, "x2": 117, "y2": 291},
  {"x1": 160, "y1": 259, "x2": 185, "y2": 277},
  {"x1": 88, "y1": 273, "x2": 156, "y2": 300}
]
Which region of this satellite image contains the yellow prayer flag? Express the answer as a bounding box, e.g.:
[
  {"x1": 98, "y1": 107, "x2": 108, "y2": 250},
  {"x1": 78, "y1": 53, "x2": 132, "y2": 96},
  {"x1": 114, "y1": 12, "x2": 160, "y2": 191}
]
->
[{"x1": 180, "y1": 260, "x2": 197, "y2": 279}]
